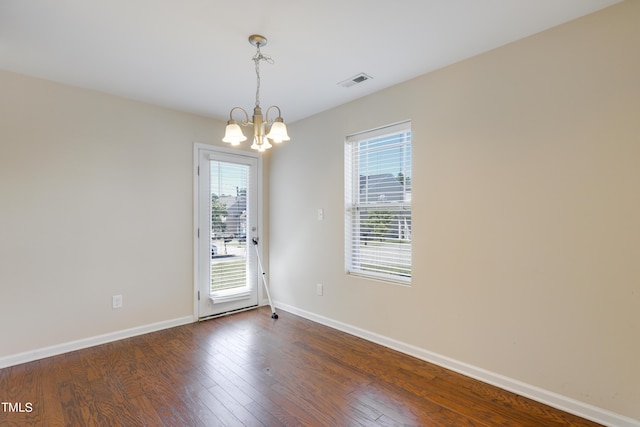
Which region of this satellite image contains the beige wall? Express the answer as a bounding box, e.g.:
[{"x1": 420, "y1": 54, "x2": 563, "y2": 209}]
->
[
  {"x1": 270, "y1": 1, "x2": 639, "y2": 420},
  {"x1": 0, "y1": 70, "x2": 265, "y2": 358}
]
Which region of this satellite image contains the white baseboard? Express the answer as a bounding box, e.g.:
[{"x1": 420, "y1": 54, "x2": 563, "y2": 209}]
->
[
  {"x1": 0, "y1": 315, "x2": 194, "y2": 369},
  {"x1": 274, "y1": 301, "x2": 639, "y2": 427}
]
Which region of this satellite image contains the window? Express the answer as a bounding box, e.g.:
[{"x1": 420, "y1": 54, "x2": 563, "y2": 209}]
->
[{"x1": 345, "y1": 122, "x2": 412, "y2": 284}]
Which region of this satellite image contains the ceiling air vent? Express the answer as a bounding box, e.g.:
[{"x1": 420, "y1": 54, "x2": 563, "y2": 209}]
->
[{"x1": 338, "y1": 73, "x2": 373, "y2": 88}]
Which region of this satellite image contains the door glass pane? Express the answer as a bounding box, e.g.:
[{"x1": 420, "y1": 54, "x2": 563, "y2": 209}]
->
[{"x1": 210, "y1": 161, "x2": 249, "y2": 294}]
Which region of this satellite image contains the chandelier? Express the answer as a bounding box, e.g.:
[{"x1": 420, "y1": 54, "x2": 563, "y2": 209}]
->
[{"x1": 222, "y1": 34, "x2": 290, "y2": 152}]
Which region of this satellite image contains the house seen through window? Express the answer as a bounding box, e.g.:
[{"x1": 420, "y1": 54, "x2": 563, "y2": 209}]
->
[{"x1": 345, "y1": 121, "x2": 412, "y2": 284}]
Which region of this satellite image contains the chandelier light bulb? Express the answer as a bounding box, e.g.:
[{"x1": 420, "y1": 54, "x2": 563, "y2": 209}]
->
[
  {"x1": 266, "y1": 117, "x2": 290, "y2": 143},
  {"x1": 222, "y1": 120, "x2": 247, "y2": 145}
]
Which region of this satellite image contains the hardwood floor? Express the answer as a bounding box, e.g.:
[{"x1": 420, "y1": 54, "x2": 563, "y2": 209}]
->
[{"x1": 1, "y1": 307, "x2": 602, "y2": 426}]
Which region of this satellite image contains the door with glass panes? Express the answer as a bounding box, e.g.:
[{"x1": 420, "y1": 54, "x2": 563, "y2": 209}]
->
[{"x1": 197, "y1": 147, "x2": 259, "y2": 318}]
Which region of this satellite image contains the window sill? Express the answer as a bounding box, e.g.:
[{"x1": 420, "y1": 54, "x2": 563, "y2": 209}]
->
[
  {"x1": 210, "y1": 287, "x2": 252, "y2": 304},
  {"x1": 346, "y1": 271, "x2": 411, "y2": 287}
]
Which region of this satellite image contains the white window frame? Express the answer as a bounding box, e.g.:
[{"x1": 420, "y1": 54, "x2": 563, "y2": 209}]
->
[{"x1": 345, "y1": 121, "x2": 412, "y2": 285}]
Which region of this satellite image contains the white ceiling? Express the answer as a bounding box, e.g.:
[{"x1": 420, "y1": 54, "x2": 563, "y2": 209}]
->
[{"x1": 0, "y1": 0, "x2": 621, "y2": 123}]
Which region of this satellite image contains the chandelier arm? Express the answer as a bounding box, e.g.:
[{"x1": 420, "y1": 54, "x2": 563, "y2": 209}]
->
[
  {"x1": 228, "y1": 107, "x2": 252, "y2": 126},
  {"x1": 264, "y1": 105, "x2": 282, "y2": 124}
]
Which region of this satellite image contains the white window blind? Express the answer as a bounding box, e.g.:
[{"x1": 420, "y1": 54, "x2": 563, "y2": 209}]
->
[
  {"x1": 209, "y1": 160, "x2": 251, "y2": 295},
  {"x1": 345, "y1": 122, "x2": 412, "y2": 284}
]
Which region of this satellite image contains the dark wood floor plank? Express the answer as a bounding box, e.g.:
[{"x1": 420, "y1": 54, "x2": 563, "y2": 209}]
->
[
  {"x1": 208, "y1": 362, "x2": 312, "y2": 426},
  {"x1": 427, "y1": 370, "x2": 599, "y2": 427},
  {"x1": 269, "y1": 369, "x2": 367, "y2": 426},
  {"x1": 189, "y1": 382, "x2": 245, "y2": 427},
  {"x1": 57, "y1": 380, "x2": 101, "y2": 426},
  {"x1": 511, "y1": 393, "x2": 599, "y2": 426},
  {"x1": 0, "y1": 366, "x2": 26, "y2": 427},
  {"x1": 220, "y1": 360, "x2": 326, "y2": 426},
  {"x1": 199, "y1": 362, "x2": 255, "y2": 407},
  {"x1": 244, "y1": 401, "x2": 288, "y2": 427},
  {"x1": 126, "y1": 394, "x2": 167, "y2": 426},
  {"x1": 207, "y1": 384, "x2": 267, "y2": 426},
  {"x1": 0, "y1": 307, "x2": 604, "y2": 426},
  {"x1": 138, "y1": 364, "x2": 198, "y2": 426},
  {"x1": 292, "y1": 330, "x2": 438, "y2": 400},
  {"x1": 2, "y1": 362, "x2": 41, "y2": 426},
  {"x1": 37, "y1": 357, "x2": 66, "y2": 427},
  {"x1": 352, "y1": 381, "x2": 484, "y2": 427},
  {"x1": 226, "y1": 321, "x2": 372, "y2": 425},
  {"x1": 181, "y1": 381, "x2": 228, "y2": 426}
]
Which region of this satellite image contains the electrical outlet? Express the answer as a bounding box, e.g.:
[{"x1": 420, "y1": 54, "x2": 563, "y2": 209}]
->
[
  {"x1": 316, "y1": 283, "x2": 323, "y2": 296},
  {"x1": 317, "y1": 208, "x2": 324, "y2": 221},
  {"x1": 112, "y1": 294, "x2": 123, "y2": 309}
]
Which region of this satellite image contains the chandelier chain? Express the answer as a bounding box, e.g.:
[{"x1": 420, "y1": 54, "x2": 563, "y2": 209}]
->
[{"x1": 253, "y1": 44, "x2": 273, "y2": 108}]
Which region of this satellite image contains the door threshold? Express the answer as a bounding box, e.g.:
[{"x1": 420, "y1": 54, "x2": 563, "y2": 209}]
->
[{"x1": 198, "y1": 304, "x2": 259, "y2": 321}]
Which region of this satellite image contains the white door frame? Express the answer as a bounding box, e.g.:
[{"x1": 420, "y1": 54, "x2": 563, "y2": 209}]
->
[{"x1": 193, "y1": 142, "x2": 265, "y2": 320}]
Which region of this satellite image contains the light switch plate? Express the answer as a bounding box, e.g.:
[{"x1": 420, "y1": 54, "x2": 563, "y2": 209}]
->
[{"x1": 112, "y1": 294, "x2": 123, "y2": 309}]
